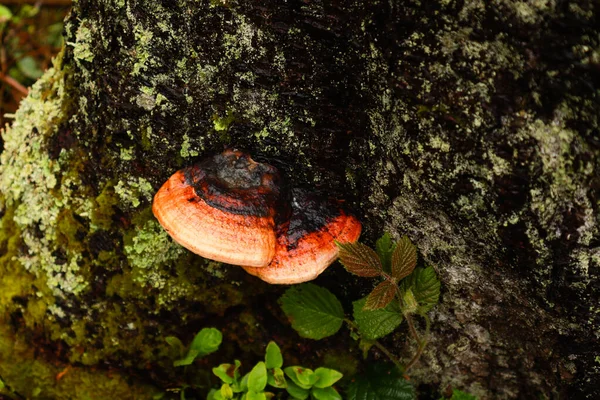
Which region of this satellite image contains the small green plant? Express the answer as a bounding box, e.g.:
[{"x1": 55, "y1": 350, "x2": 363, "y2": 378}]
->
[
  {"x1": 440, "y1": 389, "x2": 478, "y2": 400},
  {"x1": 166, "y1": 327, "x2": 223, "y2": 367},
  {"x1": 208, "y1": 341, "x2": 343, "y2": 400},
  {"x1": 279, "y1": 233, "x2": 440, "y2": 375}
]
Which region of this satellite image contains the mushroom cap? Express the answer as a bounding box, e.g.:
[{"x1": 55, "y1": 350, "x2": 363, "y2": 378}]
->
[
  {"x1": 242, "y1": 189, "x2": 362, "y2": 284},
  {"x1": 152, "y1": 150, "x2": 281, "y2": 267}
]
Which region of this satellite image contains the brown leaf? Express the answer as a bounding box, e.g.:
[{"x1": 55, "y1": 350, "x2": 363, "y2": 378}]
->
[
  {"x1": 337, "y1": 242, "x2": 382, "y2": 277},
  {"x1": 391, "y1": 235, "x2": 417, "y2": 281},
  {"x1": 363, "y1": 279, "x2": 397, "y2": 310}
]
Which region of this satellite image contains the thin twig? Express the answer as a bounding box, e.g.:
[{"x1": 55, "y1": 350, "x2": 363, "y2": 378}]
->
[
  {"x1": 344, "y1": 319, "x2": 404, "y2": 372},
  {"x1": 0, "y1": 73, "x2": 28, "y2": 96}
]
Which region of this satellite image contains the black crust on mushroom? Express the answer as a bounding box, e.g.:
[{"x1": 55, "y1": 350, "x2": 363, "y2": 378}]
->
[{"x1": 183, "y1": 150, "x2": 282, "y2": 217}]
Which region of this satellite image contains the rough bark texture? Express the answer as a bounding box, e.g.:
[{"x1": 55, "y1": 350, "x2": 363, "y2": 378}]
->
[{"x1": 0, "y1": 0, "x2": 598, "y2": 399}]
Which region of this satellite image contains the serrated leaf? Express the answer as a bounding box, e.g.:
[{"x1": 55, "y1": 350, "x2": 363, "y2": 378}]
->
[
  {"x1": 347, "y1": 364, "x2": 415, "y2": 400},
  {"x1": 279, "y1": 284, "x2": 344, "y2": 340},
  {"x1": 353, "y1": 297, "x2": 403, "y2": 340},
  {"x1": 265, "y1": 341, "x2": 283, "y2": 369},
  {"x1": 313, "y1": 368, "x2": 343, "y2": 388},
  {"x1": 364, "y1": 280, "x2": 397, "y2": 311},
  {"x1": 399, "y1": 267, "x2": 440, "y2": 314},
  {"x1": 312, "y1": 386, "x2": 342, "y2": 400},
  {"x1": 391, "y1": 236, "x2": 417, "y2": 281},
  {"x1": 337, "y1": 242, "x2": 383, "y2": 277},
  {"x1": 248, "y1": 362, "x2": 268, "y2": 392},
  {"x1": 375, "y1": 233, "x2": 396, "y2": 272}
]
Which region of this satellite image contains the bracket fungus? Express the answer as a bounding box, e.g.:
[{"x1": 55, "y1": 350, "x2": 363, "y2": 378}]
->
[{"x1": 152, "y1": 150, "x2": 361, "y2": 284}]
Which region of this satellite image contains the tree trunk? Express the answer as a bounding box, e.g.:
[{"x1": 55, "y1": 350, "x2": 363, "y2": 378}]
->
[{"x1": 0, "y1": 0, "x2": 598, "y2": 398}]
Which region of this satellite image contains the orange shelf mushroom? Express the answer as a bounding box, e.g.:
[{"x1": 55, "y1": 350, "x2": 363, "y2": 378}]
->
[
  {"x1": 152, "y1": 150, "x2": 362, "y2": 283},
  {"x1": 241, "y1": 189, "x2": 361, "y2": 284},
  {"x1": 152, "y1": 150, "x2": 281, "y2": 267}
]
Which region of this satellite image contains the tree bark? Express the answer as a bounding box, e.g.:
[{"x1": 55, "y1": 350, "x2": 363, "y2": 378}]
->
[{"x1": 0, "y1": 0, "x2": 598, "y2": 399}]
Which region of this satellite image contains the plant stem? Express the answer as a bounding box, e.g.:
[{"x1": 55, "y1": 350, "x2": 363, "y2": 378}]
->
[
  {"x1": 394, "y1": 287, "x2": 421, "y2": 343},
  {"x1": 404, "y1": 313, "x2": 420, "y2": 342},
  {"x1": 403, "y1": 314, "x2": 431, "y2": 373},
  {"x1": 344, "y1": 319, "x2": 404, "y2": 372}
]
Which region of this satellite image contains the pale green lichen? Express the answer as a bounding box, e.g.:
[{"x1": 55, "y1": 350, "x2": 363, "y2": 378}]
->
[
  {"x1": 180, "y1": 134, "x2": 200, "y2": 158},
  {"x1": 69, "y1": 22, "x2": 95, "y2": 63},
  {"x1": 0, "y1": 53, "x2": 91, "y2": 297},
  {"x1": 114, "y1": 177, "x2": 154, "y2": 208},
  {"x1": 125, "y1": 219, "x2": 184, "y2": 272}
]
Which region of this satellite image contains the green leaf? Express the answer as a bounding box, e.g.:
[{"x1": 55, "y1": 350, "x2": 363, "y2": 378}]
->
[
  {"x1": 279, "y1": 284, "x2": 345, "y2": 340},
  {"x1": 337, "y1": 242, "x2": 383, "y2": 277},
  {"x1": 220, "y1": 383, "x2": 234, "y2": 400},
  {"x1": 353, "y1": 297, "x2": 403, "y2": 340},
  {"x1": 213, "y1": 363, "x2": 237, "y2": 384},
  {"x1": 246, "y1": 391, "x2": 267, "y2": 400},
  {"x1": 267, "y1": 367, "x2": 287, "y2": 388},
  {"x1": 313, "y1": 368, "x2": 343, "y2": 388},
  {"x1": 312, "y1": 386, "x2": 342, "y2": 400},
  {"x1": 191, "y1": 327, "x2": 222, "y2": 354},
  {"x1": 239, "y1": 372, "x2": 250, "y2": 392},
  {"x1": 358, "y1": 338, "x2": 374, "y2": 359},
  {"x1": 265, "y1": 341, "x2": 283, "y2": 369},
  {"x1": 447, "y1": 389, "x2": 478, "y2": 400},
  {"x1": 17, "y1": 56, "x2": 44, "y2": 79},
  {"x1": 402, "y1": 289, "x2": 418, "y2": 315},
  {"x1": 207, "y1": 389, "x2": 219, "y2": 400},
  {"x1": 399, "y1": 266, "x2": 441, "y2": 314},
  {"x1": 364, "y1": 280, "x2": 397, "y2": 311},
  {"x1": 347, "y1": 364, "x2": 415, "y2": 400},
  {"x1": 173, "y1": 350, "x2": 199, "y2": 367},
  {"x1": 284, "y1": 366, "x2": 317, "y2": 389},
  {"x1": 174, "y1": 327, "x2": 222, "y2": 366},
  {"x1": 390, "y1": 236, "x2": 417, "y2": 281},
  {"x1": 0, "y1": 5, "x2": 13, "y2": 21},
  {"x1": 165, "y1": 336, "x2": 185, "y2": 357},
  {"x1": 286, "y1": 380, "x2": 310, "y2": 400},
  {"x1": 375, "y1": 233, "x2": 396, "y2": 271},
  {"x1": 248, "y1": 362, "x2": 268, "y2": 392}
]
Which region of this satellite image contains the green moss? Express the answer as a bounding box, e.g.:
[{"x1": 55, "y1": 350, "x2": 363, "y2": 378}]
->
[
  {"x1": 0, "y1": 324, "x2": 161, "y2": 399},
  {"x1": 90, "y1": 182, "x2": 119, "y2": 230}
]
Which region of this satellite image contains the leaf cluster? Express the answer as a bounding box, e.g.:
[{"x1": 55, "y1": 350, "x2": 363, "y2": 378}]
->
[
  {"x1": 208, "y1": 342, "x2": 343, "y2": 400},
  {"x1": 280, "y1": 234, "x2": 440, "y2": 341}
]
